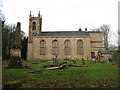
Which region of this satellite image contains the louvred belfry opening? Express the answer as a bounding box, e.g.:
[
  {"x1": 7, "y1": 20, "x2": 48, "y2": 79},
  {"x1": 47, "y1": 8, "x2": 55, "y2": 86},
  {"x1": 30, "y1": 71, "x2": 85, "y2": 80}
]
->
[{"x1": 32, "y1": 21, "x2": 36, "y2": 30}]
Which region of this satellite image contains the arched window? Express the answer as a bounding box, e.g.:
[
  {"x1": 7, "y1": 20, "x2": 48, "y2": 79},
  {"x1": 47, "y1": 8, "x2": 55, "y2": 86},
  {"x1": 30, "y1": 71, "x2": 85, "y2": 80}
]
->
[
  {"x1": 52, "y1": 40, "x2": 58, "y2": 55},
  {"x1": 40, "y1": 40, "x2": 46, "y2": 55},
  {"x1": 77, "y1": 40, "x2": 83, "y2": 55},
  {"x1": 32, "y1": 21, "x2": 36, "y2": 30},
  {"x1": 65, "y1": 40, "x2": 70, "y2": 55}
]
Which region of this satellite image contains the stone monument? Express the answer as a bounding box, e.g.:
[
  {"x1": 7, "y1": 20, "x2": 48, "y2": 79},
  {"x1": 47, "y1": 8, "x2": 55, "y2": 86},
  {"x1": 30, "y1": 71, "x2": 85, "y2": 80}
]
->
[
  {"x1": 11, "y1": 22, "x2": 21, "y2": 58},
  {"x1": 7, "y1": 22, "x2": 22, "y2": 68}
]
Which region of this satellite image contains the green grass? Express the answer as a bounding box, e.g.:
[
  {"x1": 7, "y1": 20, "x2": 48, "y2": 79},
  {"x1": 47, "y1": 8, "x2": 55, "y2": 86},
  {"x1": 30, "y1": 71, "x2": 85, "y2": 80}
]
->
[{"x1": 2, "y1": 60, "x2": 119, "y2": 88}]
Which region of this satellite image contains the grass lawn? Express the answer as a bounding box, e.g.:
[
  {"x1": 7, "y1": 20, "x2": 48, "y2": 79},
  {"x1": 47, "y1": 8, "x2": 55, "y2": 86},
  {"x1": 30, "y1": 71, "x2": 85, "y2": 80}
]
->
[{"x1": 2, "y1": 60, "x2": 119, "y2": 88}]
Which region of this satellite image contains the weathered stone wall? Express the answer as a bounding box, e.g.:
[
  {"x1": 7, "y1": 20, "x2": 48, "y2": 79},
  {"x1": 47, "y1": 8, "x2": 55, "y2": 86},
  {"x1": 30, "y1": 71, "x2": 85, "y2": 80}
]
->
[
  {"x1": 27, "y1": 43, "x2": 33, "y2": 60},
  {"x1": 27, "y1": 33, "x2": 105, "y2": 60},
  {"x1": 100, "y1": 54, "x2": 111, "y2": 61},
  {"x1": 89, "y1": 33, "x2": 105, "y2": 55},
  {"x1": 27, "y1": 37, "x2": 91, "y2": 60}
]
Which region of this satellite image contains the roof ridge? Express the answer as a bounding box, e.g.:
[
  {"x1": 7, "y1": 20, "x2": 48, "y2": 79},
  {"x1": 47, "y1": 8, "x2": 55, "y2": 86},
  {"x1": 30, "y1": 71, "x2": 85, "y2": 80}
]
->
[{"x1": 41, "y1": 31, "x2": 87, "y2": 33}]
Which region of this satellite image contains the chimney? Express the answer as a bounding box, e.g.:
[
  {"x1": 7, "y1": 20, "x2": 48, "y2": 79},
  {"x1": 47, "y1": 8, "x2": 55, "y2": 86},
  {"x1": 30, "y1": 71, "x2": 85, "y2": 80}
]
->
[
  {"x1": 29, "y1": 11, "x2": 31, "y2": 18},
  {"x1": 38, "y1": 11, "x2": 40, "y2": 18},
  {"x1": 79, "y1": 28, "x2": 82, "y2": 31}
]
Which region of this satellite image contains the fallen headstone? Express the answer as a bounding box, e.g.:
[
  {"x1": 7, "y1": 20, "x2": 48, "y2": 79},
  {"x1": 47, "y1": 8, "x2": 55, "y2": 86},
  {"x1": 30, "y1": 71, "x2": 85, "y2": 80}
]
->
[
  {"x1": 46, "y1": 65, "x2": 67, "y2": 70},
  {"x1": 28, "y1": 70, "x2": 43, "y2": 74},
  {"x1": 68, "y1": 64, "x2": 88, "y2": 67}
]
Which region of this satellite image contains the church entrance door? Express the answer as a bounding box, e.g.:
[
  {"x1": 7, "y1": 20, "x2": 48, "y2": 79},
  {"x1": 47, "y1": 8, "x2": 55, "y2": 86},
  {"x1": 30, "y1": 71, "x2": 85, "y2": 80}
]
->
[{"x1": 91, "y1": 52, "x2": 95, "y2": 58}]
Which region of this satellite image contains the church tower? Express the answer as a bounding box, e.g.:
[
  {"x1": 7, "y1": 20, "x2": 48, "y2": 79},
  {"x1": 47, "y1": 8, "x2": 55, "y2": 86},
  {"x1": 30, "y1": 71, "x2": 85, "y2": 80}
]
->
[
  {"x1": 28, "y1": 11, "x2": 42, "y2": 42},
  {"x1": 27, "y1": 11, "x2": 42, "y2": 60}
]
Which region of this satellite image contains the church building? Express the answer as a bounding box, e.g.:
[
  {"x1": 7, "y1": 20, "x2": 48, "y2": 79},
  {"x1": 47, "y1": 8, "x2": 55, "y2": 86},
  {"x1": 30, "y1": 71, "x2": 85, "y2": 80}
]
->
[{"x1": 27, "y1": 12, "x2": 105, "y2": 60}]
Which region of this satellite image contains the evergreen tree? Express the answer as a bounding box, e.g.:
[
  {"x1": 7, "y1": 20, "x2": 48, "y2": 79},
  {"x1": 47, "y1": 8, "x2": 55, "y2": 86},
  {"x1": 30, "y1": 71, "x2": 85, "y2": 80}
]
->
[{"x1": 21, "y1": 37, "x2": 28, "y2": 60}]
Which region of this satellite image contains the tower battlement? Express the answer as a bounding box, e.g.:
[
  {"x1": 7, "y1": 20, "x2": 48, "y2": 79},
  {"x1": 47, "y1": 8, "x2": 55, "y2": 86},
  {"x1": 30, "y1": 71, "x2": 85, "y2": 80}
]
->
[{"x1": 28, "y1": 11, "x2": 42, "y2": 42}]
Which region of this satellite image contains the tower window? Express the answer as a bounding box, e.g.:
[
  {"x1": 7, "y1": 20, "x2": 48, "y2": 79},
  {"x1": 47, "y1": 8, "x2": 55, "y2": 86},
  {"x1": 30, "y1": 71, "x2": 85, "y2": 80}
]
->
[{"x1": 32, "y1": 21, "x2": 36, "y2": 30}]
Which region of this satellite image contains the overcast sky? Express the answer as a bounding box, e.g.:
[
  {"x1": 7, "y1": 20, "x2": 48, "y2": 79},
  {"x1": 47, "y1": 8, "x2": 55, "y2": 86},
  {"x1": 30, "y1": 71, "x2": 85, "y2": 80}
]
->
[{"x1": 0, "y1": 0, "x2": 119, "y2": 45}]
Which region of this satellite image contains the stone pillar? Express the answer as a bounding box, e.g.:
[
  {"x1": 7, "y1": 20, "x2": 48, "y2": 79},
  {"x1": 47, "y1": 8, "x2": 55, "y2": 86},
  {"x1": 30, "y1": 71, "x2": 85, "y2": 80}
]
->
[
  {"x1": 0, "y1": 20, "x2": 2, "y2": 90},
  {"x1": 0, "y1": 21, "x2": 2, "y2": 61},
  {"x1": 11, "y1": 22, "x2": 21, "y2": 58},
  {"x1": 117, "y1": 2, "x2": 119, "y2": 66}
]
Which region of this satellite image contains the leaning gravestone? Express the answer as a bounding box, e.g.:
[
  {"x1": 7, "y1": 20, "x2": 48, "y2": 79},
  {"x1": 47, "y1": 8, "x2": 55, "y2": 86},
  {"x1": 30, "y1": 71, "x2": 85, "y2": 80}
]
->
[{"x1": 7, "y1": 22, "x2": 22, "y2": 69}]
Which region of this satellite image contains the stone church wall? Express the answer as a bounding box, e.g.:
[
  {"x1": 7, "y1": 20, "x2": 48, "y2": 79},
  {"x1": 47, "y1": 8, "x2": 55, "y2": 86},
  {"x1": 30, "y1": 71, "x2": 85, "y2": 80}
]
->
[
  {"x1": 90, "y1": 33, "x2": 105, "y2": 56},
  {"x1": 27, "y1": 37, "x2": 91, "y2": 60}
]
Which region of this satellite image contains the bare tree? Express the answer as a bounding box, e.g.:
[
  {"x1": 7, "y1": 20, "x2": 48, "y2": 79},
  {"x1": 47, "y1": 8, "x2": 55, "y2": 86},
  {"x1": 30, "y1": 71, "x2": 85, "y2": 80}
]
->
[
  {"x1": 7, "y1": 24, "x2": 16, "y2": 58},
  {"x1": 2, "y1": 24, "x2": 16, "y2": 59},
  {"x1": 118, "y1": 30, "x2": 120, "y2": 50},
  {"x1": 100, "y1": 25, "x2": 111, "y2": 50}
]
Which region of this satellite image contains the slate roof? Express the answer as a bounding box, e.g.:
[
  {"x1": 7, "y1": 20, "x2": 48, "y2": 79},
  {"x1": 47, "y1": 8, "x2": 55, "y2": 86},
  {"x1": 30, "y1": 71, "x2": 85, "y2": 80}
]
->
[
  {"x1": 34, "y1": 31, "x2": 90, "y2": 37},
  {"x1": 87, "y1": 31, "x2": 101, "y2": 33}
]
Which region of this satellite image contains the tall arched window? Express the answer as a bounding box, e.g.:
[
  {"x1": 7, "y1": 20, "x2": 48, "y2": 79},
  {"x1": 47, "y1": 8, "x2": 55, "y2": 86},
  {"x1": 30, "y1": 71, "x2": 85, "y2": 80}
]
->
[
  {"x1": 77, "y1": 40, "x2": 83, "y2": 55},
  {"x1": 40, "y1": 40, "x2": 46, "y2": 55},
  {"x1": 52, "y1": 40, "x2": 58, "y2": 55},
  {"x1": 32, "y1": 21, "x2": 36, "y2": 30},
  {"x1": 65, "y1": 40, "x2": 70, "y2": 55}
]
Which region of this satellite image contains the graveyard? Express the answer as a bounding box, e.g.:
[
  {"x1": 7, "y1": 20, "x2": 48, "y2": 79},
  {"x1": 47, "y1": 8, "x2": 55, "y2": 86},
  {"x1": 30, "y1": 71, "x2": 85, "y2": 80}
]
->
[{"x1": 2, "y1": 59, "x2": 119, "y2": 88}]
